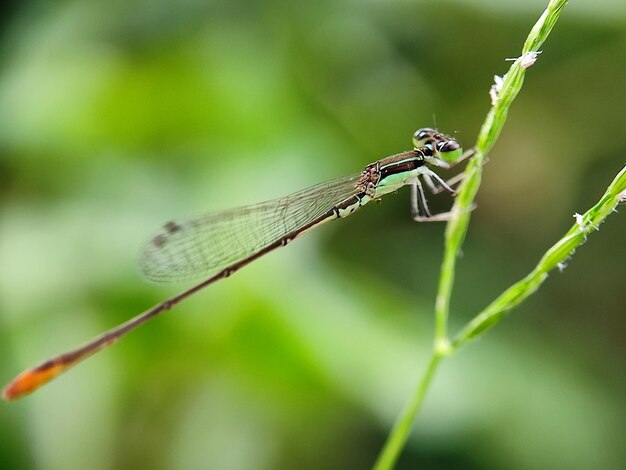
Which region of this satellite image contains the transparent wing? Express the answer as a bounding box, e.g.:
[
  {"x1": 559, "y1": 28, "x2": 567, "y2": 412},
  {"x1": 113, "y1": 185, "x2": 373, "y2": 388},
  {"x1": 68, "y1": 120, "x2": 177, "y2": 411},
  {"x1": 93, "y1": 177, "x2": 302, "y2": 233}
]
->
[{"x1": 139, "y1": 173, "x2": 363, "y2": 282}]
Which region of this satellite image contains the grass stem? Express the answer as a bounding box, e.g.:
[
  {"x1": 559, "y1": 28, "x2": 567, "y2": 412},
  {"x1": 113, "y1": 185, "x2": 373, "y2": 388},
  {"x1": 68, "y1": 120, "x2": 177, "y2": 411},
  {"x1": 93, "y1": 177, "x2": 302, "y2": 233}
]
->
[{"x1": 373, "y1": 2, "x2": 570, "y2": 468}]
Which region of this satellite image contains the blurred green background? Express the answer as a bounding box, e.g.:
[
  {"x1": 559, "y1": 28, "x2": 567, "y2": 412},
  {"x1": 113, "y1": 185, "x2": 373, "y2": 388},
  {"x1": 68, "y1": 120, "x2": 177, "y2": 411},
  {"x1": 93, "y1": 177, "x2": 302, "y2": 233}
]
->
[{"x1": 1, "y1": 1, "x2": 624, "y2": 469}]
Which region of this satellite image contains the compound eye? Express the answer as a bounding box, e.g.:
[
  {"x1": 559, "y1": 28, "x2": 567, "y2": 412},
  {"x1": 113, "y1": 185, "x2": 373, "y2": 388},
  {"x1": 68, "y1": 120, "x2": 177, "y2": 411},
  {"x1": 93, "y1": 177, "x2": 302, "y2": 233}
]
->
[
  {"x1": 437, "y1": 139, "x2": 463, "y2": 163},
  {"x1": 438, "y1": 140, "x2": 460, "y2": 153},
  {"x1": 414, "y1": 128, "x2": 436, "y2": 141},
  {"x1": 413, "y1": 128, "x2": 439, "y2": 148}
]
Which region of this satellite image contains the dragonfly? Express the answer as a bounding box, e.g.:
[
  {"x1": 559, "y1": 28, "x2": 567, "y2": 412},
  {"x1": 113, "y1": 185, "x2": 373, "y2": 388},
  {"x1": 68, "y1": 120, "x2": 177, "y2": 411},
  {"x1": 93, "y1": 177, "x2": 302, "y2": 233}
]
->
[{"x1": 3, "y1": 128, "x2": 471, "y2": 400}]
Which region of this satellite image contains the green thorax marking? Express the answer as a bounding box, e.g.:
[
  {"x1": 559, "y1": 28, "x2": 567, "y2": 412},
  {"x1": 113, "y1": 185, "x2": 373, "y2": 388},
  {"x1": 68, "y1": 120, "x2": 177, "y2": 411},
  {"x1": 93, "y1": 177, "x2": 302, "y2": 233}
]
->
[{"x1": 372, "y1": 149, "x2": 429, "y2": 198}]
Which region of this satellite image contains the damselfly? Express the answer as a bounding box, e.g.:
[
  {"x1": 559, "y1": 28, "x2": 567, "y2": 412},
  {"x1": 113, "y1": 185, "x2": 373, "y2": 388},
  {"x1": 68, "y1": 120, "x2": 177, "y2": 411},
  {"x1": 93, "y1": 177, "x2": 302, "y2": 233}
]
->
[{"x1": 3, "y1": 128, "x2": 470, "y2": 400}]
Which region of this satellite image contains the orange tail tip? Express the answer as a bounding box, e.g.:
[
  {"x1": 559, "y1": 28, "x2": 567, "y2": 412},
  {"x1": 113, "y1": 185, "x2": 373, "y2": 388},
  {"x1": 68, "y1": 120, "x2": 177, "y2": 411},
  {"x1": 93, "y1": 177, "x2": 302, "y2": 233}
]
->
[{"x1": 2, "y1": 362, "x2": 65, "y2": 401}]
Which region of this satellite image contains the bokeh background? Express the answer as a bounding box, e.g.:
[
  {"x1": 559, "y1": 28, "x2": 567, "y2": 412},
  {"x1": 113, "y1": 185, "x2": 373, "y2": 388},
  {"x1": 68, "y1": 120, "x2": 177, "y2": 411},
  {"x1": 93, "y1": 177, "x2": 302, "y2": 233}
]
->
[{"x1": 1, "y1": 1, "x2": 624, "y2": 469}]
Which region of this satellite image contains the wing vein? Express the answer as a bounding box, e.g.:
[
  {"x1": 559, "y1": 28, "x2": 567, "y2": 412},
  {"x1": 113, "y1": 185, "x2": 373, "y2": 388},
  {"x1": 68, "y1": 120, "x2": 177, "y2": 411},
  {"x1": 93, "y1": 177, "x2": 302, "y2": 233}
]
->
[{"x1": 139, "y1": 173, "x2": 362, "y2": 282}]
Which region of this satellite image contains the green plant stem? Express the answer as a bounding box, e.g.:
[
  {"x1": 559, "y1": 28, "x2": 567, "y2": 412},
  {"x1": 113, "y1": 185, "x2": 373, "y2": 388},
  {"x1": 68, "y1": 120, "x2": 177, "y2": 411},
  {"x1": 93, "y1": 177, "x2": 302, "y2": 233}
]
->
[
  {"x1": 372, "y1": 353, "x2": 441, "y2": 470},
  {"x1": 375, "y1": 165, "x2": 624, "y2": 470},
  {"x1": 374, "y1": 1, "x2": 569, "y2": 469},
  {"x1": 434, "y1": 0, "x2": 568, "y2": 348},
  {"x1": 453, "y1": 164, "x2": 626, "y2": 349}
]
